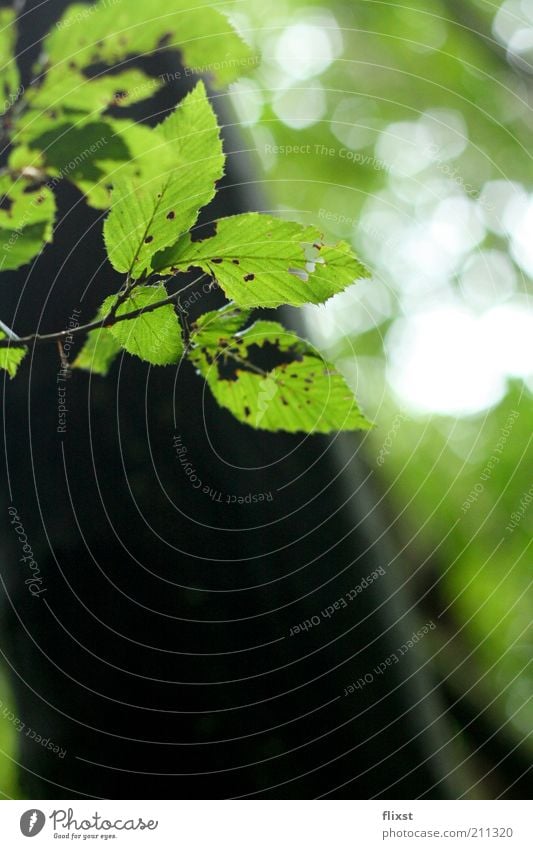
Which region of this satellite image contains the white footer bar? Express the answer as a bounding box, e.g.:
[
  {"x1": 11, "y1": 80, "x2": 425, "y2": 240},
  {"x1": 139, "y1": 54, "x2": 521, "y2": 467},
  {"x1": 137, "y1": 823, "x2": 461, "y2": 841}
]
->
[{"x1": 0, "y1": 800, "x2": 531, "y2": 847}]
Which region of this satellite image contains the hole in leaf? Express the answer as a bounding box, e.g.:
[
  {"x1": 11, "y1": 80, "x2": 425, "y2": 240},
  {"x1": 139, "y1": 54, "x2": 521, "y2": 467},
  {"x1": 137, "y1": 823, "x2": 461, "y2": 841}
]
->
[{"x1": 217, "y1": 342, "x2": 302, "y2": 382}]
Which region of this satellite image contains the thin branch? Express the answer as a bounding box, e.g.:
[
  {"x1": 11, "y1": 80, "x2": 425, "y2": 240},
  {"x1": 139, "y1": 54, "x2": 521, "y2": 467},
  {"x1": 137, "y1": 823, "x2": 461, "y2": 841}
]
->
[
  {"x1": 222, "y1": 349, "x2": 268, "y2": 378},
  {"x1": 0, "y1": 319, "x2": 20, "y2": 341},
  {"x1": 0, "y1": 273, "x2": 210, "y2": 350}
]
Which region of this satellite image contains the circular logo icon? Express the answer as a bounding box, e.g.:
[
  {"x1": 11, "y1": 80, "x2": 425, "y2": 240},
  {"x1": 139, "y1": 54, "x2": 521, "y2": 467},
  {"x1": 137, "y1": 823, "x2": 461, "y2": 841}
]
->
[{"x1": 20, "y1": 810, "x2": 46, "y2": 837}]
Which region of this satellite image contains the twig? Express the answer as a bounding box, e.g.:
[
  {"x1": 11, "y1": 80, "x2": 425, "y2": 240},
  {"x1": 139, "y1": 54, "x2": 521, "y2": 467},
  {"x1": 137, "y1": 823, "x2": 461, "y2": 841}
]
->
[
  {"x1": 0, "y1": 273, "x2": 210, "y2": 349},
  {"x1": 0, "y1": 319, "x2": 21, "y2": 341}
]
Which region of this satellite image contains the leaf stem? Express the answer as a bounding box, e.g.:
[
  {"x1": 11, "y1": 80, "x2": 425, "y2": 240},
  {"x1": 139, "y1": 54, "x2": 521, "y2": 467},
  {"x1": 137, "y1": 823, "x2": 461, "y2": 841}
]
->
[{"x1": 0, "y1": 273, "x2": 210, "y2": 350}]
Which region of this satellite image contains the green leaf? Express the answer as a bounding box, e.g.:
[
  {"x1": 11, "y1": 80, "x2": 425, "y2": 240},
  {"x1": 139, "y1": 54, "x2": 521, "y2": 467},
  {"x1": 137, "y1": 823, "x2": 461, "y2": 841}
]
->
[
  {"x1": 0, "y1": 175, "x2": 56, "y2": 271},
  {"x1": 0, "y1": 332, "x2": 26, "y2": 378},
  {"x1": 17, "y1": 69, "x2": 164, "y2": 136},
  {"x1": 43, "y1": 0, "x2": 254, "y2": 88},
  {"x1": 81, "y1": 117, "x2": 184, "y2": 209},
  {"x1": 12, "y1": 78, "x2": 222, "y2": 213},
  {"x1": 188, "y1": 310, "x2": 371, "y2": 433},
  {"x1": 102, "y1": 284, "x2": 183, "y2": 365},
  {"x1": 103, "y1": 82, "x2": 223, "y2": 278},
  {"x1": 154, "y1": 213, "x2": 369, "y2": 307},
  {"x1": 0, "y1": 8, "x2": 21, "y2": 116},
  {"x1": 15, "y1": 117, "x2": 158, "y2": 210},
  {"x1": 14, "y1": 108, "x2": 206, "y2": 211},
  {"x1": 7, "y1": 144, "x2": 46, "y2": 174},
  {"x1": 187, "y1": 302, "x2": 251, "y2": 343},
  {"x1": 73, "y1": 326, "x2": 122, "y2": 376}
]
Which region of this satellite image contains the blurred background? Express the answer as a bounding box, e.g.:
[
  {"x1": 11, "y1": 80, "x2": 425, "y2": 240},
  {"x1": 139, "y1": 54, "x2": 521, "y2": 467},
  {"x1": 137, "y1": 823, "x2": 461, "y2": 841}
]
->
[
  {"x1": 223, "y1": 0, "x2": 533, "y2": 789},
  {"x1": 1, "y1": 0, "x2": 531, "y2": 796}
]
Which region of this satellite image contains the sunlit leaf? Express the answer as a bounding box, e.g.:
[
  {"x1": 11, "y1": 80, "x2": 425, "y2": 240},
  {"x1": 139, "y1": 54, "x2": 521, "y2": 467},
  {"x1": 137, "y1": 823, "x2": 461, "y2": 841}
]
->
[
  {"x1": 43, "y1": 0, "x2": 254, "y2": 88},
  {"x1": 0, "y1": 8, "x2": 21, "y2": 116},
  {"x1": 0, "y1": 175, "x2": 56, "y2": 271},
  {"x1": 13, "y1": 112, "x2": 201, "y2": 211},
  {"x1": 154, "y1": 213, "x2": 369, "y2": 307},
  {"x1": 15, "y1": 69, "x2": 164, "y2": 143},
  {"x1": 73, "y1": 326, "x2": 122, "y2": 376},
  {"x1": 102, "y1": 284, "x2": 183, "y2": 365},
  {"x1": 188, "y1": 309, "x2": 371, "y2": 432},
  {"x1": 0, "y1": 331, "x2": 26, "y2": 377},
  {"x1": 104, "y1": 82, "x2": 223, "y2": 277}
]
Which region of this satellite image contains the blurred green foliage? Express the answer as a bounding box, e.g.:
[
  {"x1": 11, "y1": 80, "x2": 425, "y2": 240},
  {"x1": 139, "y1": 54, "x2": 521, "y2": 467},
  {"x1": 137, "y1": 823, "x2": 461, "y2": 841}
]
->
[
  {"x1": 228, "y1": 0, "x2": 533, "y2": 758},
  {"x1": 0, "y1": 668, "x2": 20, "y2": 798}
]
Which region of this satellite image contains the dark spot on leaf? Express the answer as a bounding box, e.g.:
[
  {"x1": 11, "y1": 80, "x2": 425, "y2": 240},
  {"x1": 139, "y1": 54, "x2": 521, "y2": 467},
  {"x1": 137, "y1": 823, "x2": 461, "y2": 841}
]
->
[
  {"x1": 211, "y1": 258, "x2": 223, "y2": 264},
  {"x1": 166, "y1": 211, "x2": 175, "y2": 220},
  {"x1": 281, "y1": 397, "x2": 288, "y2": 406},
  {"x1": 0, "y1": 195, "x2": 13, "y2": 213},
  {"x1": 232, "y1": 259, "x2": 240, "y2": 265},
  {"x1": 244, "y1": 273, "x2": 255, "y2": 282},
  {"x1": 68, "y1": 61, "x2": 77, "y2": 70},
  {"x1": 47, "y1": 110, "x2": 57, "y2": 119},
  {"x1": 114, "y1": 89, "x2": 128, "y2": 102},
  {"x1": 313, "y1": 242, "x2": 322, "y2": 250},
  {"x1": 36, "y1": 195, "x2": 45, "y2": 205},
  {"x1": 244, "y1": 406, "x2": 251, "y2": 417},
  {"x1": 144, "y1": 235, "x2": 154, "y2": 243},
  {"x1": 157, "y1": 32, "x2": 173, "y2": 49}
]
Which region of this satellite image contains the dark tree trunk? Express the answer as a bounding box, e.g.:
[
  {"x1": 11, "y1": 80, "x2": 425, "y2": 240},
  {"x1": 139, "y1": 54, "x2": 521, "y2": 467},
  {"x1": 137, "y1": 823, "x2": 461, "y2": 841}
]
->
[{"x1": 0, "y1": 0, "x2": 459, "y2": 799}]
